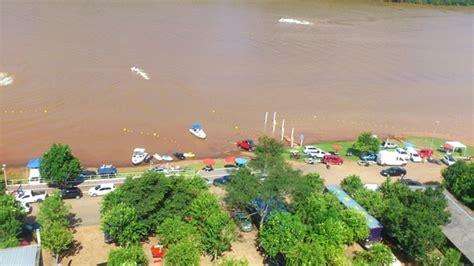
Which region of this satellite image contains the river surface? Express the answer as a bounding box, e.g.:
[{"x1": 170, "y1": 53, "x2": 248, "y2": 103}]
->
[{"x1": 1, "y1": 1, "x2": 473, "y2": 166}]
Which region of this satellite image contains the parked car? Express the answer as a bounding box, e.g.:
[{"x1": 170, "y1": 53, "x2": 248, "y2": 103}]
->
[
  {"x1": 222, "y1": 175, "x2": 233, "y2": 182},
  {"x1": 60, "y1": 187, "x2": 83, "y2": 199},
  {"x1": 78, "y1": 169, "x2": 97, "y2": 178},
  {"x1": 418, "y1": 149, "x2": 434, "y2": 159},
  {"x1": 104, "y1": 232, "x2": 114, "y2": 244},
  {"x1": 395, "y1": 148, "x2": 410, "y2": 161},
  {"x1": 360, "y1": 152, "x2": 377, "y2": 162},
  {"x1": 232, "y1": 210, "x2": 252, "y2": 232},
  {"x1": 323, "y1": 154, "x2": 343, "y2": 165},
  {"x1": 237, "y1": 139, "x2": 255, "y2": 151},
  {"x1": 380, "y1": 167, "x2": 406, "y2": 177},
  {"x1": 16, "y1": 190, "x2": 48, "y2": 203},
  {"x1": 442, "y1": 155, "x2": 456, "y2": 166},
  {"x1": 67, "y1": 176, "x2": 86, "y2": 186},
  {"x1": 406, "y1": 147, "x2": 422, "y2": 163},
  {"x1": 213, "y1": 177, "x2": 227, "y2": 186},
  {"x1": 303, "y1": 145, "x2": 319, "y2": 154},
  {"x1": 88, "y1": 183, "x2": 115, "y2": 197},
  {"x1": 97, "y1": 165, "x2": 117, "y2": 176},
  {"x1": 399, "y1": 178, "x2": 423, "y2": 187},
  {"x1": 381, "y1": 141, "x2": 398, "y2": 149},
  {"x1": 307, "y1": 148, "x2": 327, "y2": 159}
]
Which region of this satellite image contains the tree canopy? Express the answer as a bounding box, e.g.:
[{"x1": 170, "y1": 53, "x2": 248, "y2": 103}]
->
[
  {"x1": 101, "y1": 203, "x2": 147, "y2": 247},
  {"x1": 353, "y1": 243, "x2": 395, "y2": 266},
  {"x1": 40, "y1": 144, "x2": 81, "y2": 187},
  {"x1": 108, "y1": 245, "x2": 148, "y2": 266},
  {"x1": 0, "y1": 195, "x2": 25, "y2": 248},
  {"x1": 352, "y1": 132, "x2": 381, "y2": 154},
  {"x1": 442, "y1": 161, "x2": 474, "y2": 208},
  {"x1": 164, "y1": 239, "x2": 201, "y2": 266}
]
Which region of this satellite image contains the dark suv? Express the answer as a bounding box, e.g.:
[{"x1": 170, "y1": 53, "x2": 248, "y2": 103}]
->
[
  {"x1": 60, "y1": 187, "x2": 83, "y2": 199},
  {"x1": 380, "y1": 167, "x2": 406, "y2": 177},
  {"x1": 399, "y1": 178, "x2": 422, "y2": 187}
]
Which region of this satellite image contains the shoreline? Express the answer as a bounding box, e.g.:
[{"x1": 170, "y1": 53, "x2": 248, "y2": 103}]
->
[{"x1": 4, "y1": 133, "x2": 473, "y2": 182}]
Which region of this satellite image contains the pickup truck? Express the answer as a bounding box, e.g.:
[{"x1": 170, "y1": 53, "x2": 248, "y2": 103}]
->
[
  {"x1": 16, "y1": 190, "x2": 48, "y2": 203},
  {"x1": 237, "y1": 140, "x2": 255, "y2": 151}
]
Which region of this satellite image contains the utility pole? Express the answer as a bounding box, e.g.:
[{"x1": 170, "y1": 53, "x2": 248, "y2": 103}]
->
[
  {"x1": 430, "y1": 121, "x2": 440, "y2": 151},
  {"x1": 272, "y1": 112, "x2": 277, "y2": 135},
  {"x1": 264, "y1": 112, "x2": 268, "y2": 132},
  {"x1": 2, "y1": 164, "x2": 6, "y2": 191},
  {"x1": 280, "y1": 119, "x2": 285, "y2": 141}
]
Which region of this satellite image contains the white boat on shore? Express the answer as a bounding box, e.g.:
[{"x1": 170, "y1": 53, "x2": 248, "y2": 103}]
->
[
  {"x1": 162, "y1": 155, "x2": 173, "y2": 161},
  {"x1": 153, "y1": 153, "x2": 163, "y2": 161},
  {"x1": 190, "y1": 124, "x2": 206, "y2": 139},
  {"x1": 131, "y1": 148, "x2": 148, "y2": 165}
]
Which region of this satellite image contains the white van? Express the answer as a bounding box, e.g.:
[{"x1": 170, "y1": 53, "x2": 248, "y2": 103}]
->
[
  {"x1": 406, "y1": 147, "x2": 422, "y2": 163},
  {"x1": 377, "y1": 150, "x2": 407, "y2": 166}
]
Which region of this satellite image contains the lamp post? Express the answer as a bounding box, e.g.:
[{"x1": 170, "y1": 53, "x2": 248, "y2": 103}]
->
[
  {"x1": 2, "y1": 164, "x2": 6, "y2": 190},
  {"x1": 430, "y1": 121, "x2": 440, "y2": 151}
]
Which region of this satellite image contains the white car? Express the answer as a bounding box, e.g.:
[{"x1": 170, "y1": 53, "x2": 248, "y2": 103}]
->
[
  {"x1": 442, "y1": 155, "x2": 456, "y2": 166},
  {"x1": 406, "y1": 147, "x2": 422, "y2": 163},
  {"x1": 303, "y1": 146, "x2": 319, "y2": 155},
  {"x1": 88, "y1": 183, "x2": 115, "y2": 197},
  {"x1": 21, "y1": 202, "x2": 32, "y2": 214},
  {"x1": 395, "y1": 148, "x2": 410, "y2": 161},
  {"x1": 364, "y1": 184, "x2": 380, "y2": 192},
  {"x1": 16, "y1": 190, "x2": 48, "y2": 204},
  {"x1": 307, "y1": 149, "x2": 327, "y2": 159},
  {"x1": 381, "y1": 141, "x2": 398, "y2": 149}
]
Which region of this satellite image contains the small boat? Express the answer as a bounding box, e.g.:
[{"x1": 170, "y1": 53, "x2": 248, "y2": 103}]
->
[
  {"x1": 153, "y1": 153, "x2": 162, "y2": 161},
  {"x1": 174, "y1": 152, "x2": 186, "y2": 160},
  {"x1": 284, "y1": 136, "x2": 293, "y2": 143},
  {"x1": 161, "y1": 155, "x2": 174, "y2": 161},
  {"x1": 183, "y1": 152, "x2": 195, "y2": 158},
  {"x1": 130, "y1": 66, "x2": 150, "y2": 80},
  {"x1": 189, "y1": 123, "x2": 206, "y2": 139},
  {"x1": 0, "y1": 72, "x2": 14, "y2": 87},
  {"x1": 132, "y1": 148, "x2": 148, "y2": 165}
]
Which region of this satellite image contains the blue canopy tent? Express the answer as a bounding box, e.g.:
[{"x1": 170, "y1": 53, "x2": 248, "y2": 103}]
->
[
  {"x1": 235, "y1": 158, "x2": 248, "y2": 165},
  {"x1": 26, "y1": 158, "x2": 41, "y2": 169},
  {"x1": 403, "y1": 142, "x2": 414, "y2": 148},
  {"x1": 191, "y1": 124, "x2": 201, "y2": 130}
]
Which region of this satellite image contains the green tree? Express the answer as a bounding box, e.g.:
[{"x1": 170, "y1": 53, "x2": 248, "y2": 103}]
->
[
  {"x1": 423, "y1": 248, "x2": 462, "y2": 266},
  {"x1": 37, "y1": 192, "x2": 74, "y2": 265},
  {"x1": 259, "y1": 212, "x2": 307, "y2": 258},
  {"x1": 108, "y1": 245, "x2": 148, "y2": 266},
  {"x1": 190, "y1": 192, "x2": 235, "y2": 260},
  {"x1": 442, "y1": 161, "x2": 474, "y2": 208},
  {"x1": 156, "y1": 217, "x2": 198, "y2": 245},
  {"x1": 314, "y1": 218, "x2": 353, "y2": 246},
  {"x1": 353, "y1": 243, "x2": 395, "y2": 266},
  {"x1": 290, "y1": 173, "x2": 325, "y2": 203},
  {"x1": 101, "y1": 203, "x2": 147, "y2": 247},
  {"x1": 0, "y1": 168, "x2": 5, "y2": 194},
  {"x1": 287, "y1": 240, "x2": 346, "y2": 266},
  {"x1": 0, "y1": 195, "x2": 25, "y2": 248},
  {"x1": 41, "y1": 222, "x2": 74, "y2": 265},
  {"x1": 249, "y1": 136, "x2": 285, "y2": 174},
  {"x1": 225, "y1": 168, "x2": 261, "y2": 210},
  {"x1": 340, "y1": 175, "x2": 365, "y2": 196},
  {"x1": 37, "y1": 192, "x2": 71, "y2": 227},
  {"x1": 294, "y1": 192, "x2": 343, "y2": 233},
  {"x1": 40, "y1": 144, "x2": 81, "y2": 187},
  {"x1": 165, "y1": 239, "x2": 200, "y2": 266},
  {"x1": 340, "y1": 208, "x2": 370, "y2": 242},
  {"x1": 353, "y1": 132, "x2": 381, "y2": 154}
]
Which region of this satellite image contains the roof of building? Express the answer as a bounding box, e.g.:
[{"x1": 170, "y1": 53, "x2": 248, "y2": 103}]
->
[
  {"x1": 326, "y1": 185, "x2": 382, "y2": 230},
  {"x1": 0, "y1": 245, "x2": 41, "y2": 266},
  {"x1": 442, "y1": 190, "x2": 474, "y2": 264},
  {"x1": 26, "y1": 158, "x2": 41, "y2": 169}
]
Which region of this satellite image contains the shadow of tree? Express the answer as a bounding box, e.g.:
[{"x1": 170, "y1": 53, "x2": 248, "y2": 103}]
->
[
  {"x1": 61, "y1": 239, "x2": 83, "y2": 262},
  {"x1": 68, "y1": 213, "x2": 82, "y2": 228}
]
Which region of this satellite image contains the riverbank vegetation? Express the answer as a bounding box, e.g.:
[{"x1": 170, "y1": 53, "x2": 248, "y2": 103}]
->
[{"x1": 442, "y1": 161, "x2": 474, "y2": 209}]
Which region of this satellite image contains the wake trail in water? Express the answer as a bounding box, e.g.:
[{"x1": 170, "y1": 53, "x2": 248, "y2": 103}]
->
[{"x1": 279, "y1": 18, "x2": 313, "y2": 25}]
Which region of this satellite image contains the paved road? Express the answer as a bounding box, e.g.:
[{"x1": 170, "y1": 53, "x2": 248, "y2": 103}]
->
[{"x1": 197, "y1": 168, "x2": 235, "y2": 179}]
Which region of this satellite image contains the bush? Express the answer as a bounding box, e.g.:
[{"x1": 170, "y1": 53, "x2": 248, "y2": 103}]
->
[
  {"x1": 108, "y1": 246, "x2": 147, "y2": 266},
  {"x1": 165, "y1": 239, "x2": 200, "y2": 266},
  {"x1": 353, "y1": 132, "x2": 380, "y2": 154},
  {"x1": 442, "y1": 161, "x2": 474, "y2": 208}
]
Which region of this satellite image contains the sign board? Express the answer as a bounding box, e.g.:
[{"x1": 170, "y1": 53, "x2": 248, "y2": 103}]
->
[{"x1": 299, "y1": 134, "x2": 305, "y2": 142}]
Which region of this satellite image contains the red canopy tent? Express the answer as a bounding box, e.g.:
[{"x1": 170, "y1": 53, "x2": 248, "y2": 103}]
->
[
  {"x1": 443, "y1": 143, "x2": 454, "y2": 151},
  {"x1": 225, "y1": 156, "x2": 236, "y2": 163},
  {"x1": 202, "y1": 158, "x2": 216, "y2": 165},
  {"x1": 332, "y1": 144, "x2": 343, "y2": 153}
]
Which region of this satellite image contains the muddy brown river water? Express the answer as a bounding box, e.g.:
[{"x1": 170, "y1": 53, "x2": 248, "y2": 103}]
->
[{"x1": 1, "y1": 1, "x2": 472, "y2": 166}]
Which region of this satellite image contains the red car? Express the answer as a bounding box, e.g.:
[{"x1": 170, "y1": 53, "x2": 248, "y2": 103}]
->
[
  {"x1": 323, "y1": 154, "x2": 344, "y2": 165},
  {"x1": 418, "y1": 149, "x2": 433, "y2": 159},
  {"x1": 237, "y1": 139, "x2": 255, "y2": 151}
]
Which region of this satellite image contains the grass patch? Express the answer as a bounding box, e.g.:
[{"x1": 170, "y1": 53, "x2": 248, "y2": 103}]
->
[{"x1": 398, "y1": 136, "x2": 473, "y2": 157}]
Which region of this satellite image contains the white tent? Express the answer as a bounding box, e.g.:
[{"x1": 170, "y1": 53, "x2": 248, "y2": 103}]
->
[{"x1": 445, "y1": 141, "x2": 467, "y2": 155}]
